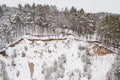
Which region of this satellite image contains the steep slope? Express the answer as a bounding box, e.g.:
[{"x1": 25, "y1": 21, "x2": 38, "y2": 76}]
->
[{"x1": 0, "y1": 35, "x2": 117, "y2": 80}]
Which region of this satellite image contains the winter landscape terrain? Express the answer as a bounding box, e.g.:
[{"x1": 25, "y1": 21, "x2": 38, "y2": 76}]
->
[{"x1": 0, "y1": 3, "x2": 120, "y2": 80}]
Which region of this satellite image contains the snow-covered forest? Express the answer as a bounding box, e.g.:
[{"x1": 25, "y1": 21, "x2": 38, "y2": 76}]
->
[
  {"x1": 0, "y1": 3, "x2": 120, "y2": 80},
  {"x1": 0, "y1": 4, "x2": 120, "y2": 52}
]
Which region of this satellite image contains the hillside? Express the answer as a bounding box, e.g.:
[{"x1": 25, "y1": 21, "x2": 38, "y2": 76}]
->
[{"x1": 0, "y1": 35, "x2": 118, "y2": 80}]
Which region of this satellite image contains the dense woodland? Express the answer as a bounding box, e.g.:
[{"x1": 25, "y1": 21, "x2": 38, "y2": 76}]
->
[{"x1": 0, "y1": 4, "x2": 120, "y2": 52}]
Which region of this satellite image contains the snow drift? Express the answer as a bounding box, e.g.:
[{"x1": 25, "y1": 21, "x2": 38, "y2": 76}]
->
[{"x1": 0, "y1": 35, "x2": 117, "y2": 80}]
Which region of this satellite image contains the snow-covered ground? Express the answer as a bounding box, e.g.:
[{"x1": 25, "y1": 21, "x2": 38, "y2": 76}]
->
[{"x1": 0, "y1": 35, "x2": 117, "y2": 80}]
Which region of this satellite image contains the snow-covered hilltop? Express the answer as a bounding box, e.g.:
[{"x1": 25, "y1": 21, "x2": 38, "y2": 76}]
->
[
  {"x1": 0, "y1": 35, "x2": 118, "y2": 80},
  {"x1": 0, "y1": 4, "x2": 120, "y2": 52}
]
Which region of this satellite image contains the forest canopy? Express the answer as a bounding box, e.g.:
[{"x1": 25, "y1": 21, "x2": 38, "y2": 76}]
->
[{"x1": 0, "y1": 4, "x2": 120, "y2": 51}]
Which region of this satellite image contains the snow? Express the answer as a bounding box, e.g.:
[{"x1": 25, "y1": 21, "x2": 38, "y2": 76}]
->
[
  {"x1": 0, "y1": 35, "x2": 116, "y2": 80},
  {"x1": 91, "y1": 54, "x2": 116, "y2": 80}
]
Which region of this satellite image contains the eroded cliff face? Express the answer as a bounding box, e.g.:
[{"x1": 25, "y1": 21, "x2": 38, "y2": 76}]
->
[{"x1": 0, "y1": 36, "x2": 117, "y2": 80}]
